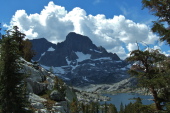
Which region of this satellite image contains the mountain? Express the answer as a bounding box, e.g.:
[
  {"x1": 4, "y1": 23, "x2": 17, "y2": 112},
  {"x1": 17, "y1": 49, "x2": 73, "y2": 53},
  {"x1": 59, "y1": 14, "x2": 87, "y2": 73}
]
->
[{"x1": 30, "y1": 32, "x2": 130, "y2": 86}]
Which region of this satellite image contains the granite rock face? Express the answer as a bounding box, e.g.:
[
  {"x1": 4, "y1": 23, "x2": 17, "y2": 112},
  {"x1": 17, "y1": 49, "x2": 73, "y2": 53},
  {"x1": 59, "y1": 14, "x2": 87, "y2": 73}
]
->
[{"x1": 20, "y1": 59, "x2": 75, "y2": 113}]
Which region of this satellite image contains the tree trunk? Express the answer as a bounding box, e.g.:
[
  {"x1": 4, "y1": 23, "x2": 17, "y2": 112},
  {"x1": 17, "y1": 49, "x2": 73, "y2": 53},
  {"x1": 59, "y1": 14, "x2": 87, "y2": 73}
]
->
[{"x1": 150, "y1": 86, "x2": 162, "y2": 110}]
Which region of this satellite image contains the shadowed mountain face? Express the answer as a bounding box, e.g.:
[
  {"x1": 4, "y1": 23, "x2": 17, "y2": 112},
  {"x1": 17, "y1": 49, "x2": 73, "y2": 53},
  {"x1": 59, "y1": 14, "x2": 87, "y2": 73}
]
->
[{"x1": 30, "y1": 32, "x2": 129, "y2": 86}]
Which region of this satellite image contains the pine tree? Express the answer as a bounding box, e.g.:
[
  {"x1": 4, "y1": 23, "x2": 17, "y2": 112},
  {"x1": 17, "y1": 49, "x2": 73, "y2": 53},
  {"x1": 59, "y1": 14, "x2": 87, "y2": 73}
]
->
[
  {"x1": 49, "y1": 66, "x2": 54, "y2": 73},
  {"x1": 23, "y1": 39, "x2": 35, "y2": 62},
  {"x1": 11, "y1": 26, "x2": 25, "y2": 54},
  {"x1": 104, "y1": 102, "x2": 108, "y2": 113},
  {"x1": 70, "y1": 98, "x2": 79, "y2": 113},
  {"x1": 11, "y1": 26, "x2": 35, "y2": 61},
  {"x1": 108, "y1": 104, "x2": 118, "y2": 113},
  {"x1": 0, "y1": 35, "x2": 30, "y2": 112},
  {"x1": 142, "y1": 0, "x2": 170, "y2": 44},
  {"x1": 141, "y1": 0, "x2": 170, "y2": 111},
  {"x1": 127, "y1": 49, "x2": 169, "y2": 111},
  {"x1": 54, "y1": 76, "x2": 66, "y2": 98},
  {"x1": 119, "y1": 102, "x2": 124, "y2": 113}
]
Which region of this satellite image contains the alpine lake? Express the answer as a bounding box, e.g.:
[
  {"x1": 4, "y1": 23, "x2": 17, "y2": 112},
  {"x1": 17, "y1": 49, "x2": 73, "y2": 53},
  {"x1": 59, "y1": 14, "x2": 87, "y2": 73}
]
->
[{"x1": 100, "y1": 93, "x2": 153, "y2": 111}]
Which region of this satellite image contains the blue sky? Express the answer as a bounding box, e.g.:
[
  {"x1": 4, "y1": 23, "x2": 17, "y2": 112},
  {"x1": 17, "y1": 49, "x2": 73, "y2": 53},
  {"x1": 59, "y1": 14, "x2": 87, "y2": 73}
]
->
[
  {"x1": 0, "y1": 0, "x2": 169, "y2": 59},
  {"x1": 0, "y1": 0, "x2": 153, "y2": 24}
]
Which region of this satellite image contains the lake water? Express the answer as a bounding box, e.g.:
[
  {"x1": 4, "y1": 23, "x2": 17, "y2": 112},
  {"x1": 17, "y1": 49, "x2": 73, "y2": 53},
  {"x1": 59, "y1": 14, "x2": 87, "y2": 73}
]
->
[{"x1": 101, "y1": 93, "x2": 153, "y2": 111}]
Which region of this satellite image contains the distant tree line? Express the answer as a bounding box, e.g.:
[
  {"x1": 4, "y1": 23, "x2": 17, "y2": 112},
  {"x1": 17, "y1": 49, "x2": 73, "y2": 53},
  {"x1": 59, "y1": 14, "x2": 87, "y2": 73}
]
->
[{"x1": 69, "y1": 97, "x2": 169, "y2": 113}]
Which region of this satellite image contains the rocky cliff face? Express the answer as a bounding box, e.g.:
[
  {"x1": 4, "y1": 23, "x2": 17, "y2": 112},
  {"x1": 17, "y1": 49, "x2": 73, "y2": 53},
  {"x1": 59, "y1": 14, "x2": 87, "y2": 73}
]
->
[
  {"x1": 30, "y1": 32, "x2": 130, "y2": 86},
  {"x1": 21, "y1": 59, "x2": 76, "y2": 113}
]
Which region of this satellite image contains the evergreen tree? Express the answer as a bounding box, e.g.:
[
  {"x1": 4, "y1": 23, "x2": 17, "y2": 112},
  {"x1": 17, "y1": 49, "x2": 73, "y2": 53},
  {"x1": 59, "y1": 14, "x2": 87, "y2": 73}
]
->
[
  {"x1": 104, "y1": 102, "x2": 108, "y2": 113},
  {"x1": 11, "y1": 26, "x2": 25, "y2": 54},
  {"x1": 119, "y1": 102, "x2": 124, "y2": 113},
  {"x1": 11, "y1": 26, "x2": 34, "y2": 61},
  {"x1": 124, "y1": 101, "x2": 153, "y2": 113},
  {"x1": 127, "y1": 49, "x2": 170, "y2": 111},
  {"x1": 49, "y1": 66, "x2": 54, "y2": 73},
  {"x1": 95, "y1": 102, "x2": 100, "y2": 113},
  {"x1": 108, "y1": 104, "x2": 117, "y2": 113},
  {"x1": 141, "y1": 0, "x2": 170, "y2": 111},
  {"x1": 54, "y1": 76, "x2": 66, "y2": 98},
  {"x1": 0, "y1": 35, "x2": 30, "y2": 112},
  {"x1": 70, "y1": 98, "x2": 79, "y2": 113},
  {"x1": 23, "y1": 39, "x2": 35, "y2": 62},
  {"x1": 142, "y1": 0, "x2": 170, "y2": 44}
]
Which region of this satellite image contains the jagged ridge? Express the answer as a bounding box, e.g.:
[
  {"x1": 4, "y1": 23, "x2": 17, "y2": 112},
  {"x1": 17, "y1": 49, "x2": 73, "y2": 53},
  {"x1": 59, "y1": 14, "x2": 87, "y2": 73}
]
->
[{"x1": 30, "y1": 32, "x2": 129, "y2": 86}]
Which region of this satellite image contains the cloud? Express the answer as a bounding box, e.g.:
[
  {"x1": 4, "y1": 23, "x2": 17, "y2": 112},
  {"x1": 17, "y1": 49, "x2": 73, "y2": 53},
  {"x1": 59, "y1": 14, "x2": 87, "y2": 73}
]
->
[
  {"x1": 126, "y1": 43, "x2": 138, "y2": 52},
  {"x1": 7, "y1": 1, "x2": 159, "y2": 59},
  {"x1": 93, "y1": 0, "x2": 102, "y2": 4},
  {"x1": 108, "y1": 46, "x2": 128, "y2": 60}
]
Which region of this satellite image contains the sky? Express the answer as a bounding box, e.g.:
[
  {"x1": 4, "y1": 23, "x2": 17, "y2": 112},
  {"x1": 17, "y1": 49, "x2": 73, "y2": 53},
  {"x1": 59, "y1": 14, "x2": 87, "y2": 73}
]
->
[{"x1": 0, "y1": 0, "x2": 170, "y2": 59}]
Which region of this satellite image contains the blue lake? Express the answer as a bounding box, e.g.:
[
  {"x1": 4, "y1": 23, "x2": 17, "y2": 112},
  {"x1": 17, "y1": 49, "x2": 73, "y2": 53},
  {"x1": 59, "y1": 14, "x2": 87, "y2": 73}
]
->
[{"x1": 101, "y1": 93, "x2": 153, "y2": 111}]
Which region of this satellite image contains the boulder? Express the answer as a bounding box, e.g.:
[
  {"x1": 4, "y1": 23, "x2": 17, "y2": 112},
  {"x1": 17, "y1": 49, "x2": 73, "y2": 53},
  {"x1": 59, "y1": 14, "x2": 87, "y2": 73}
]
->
[
  {"x1": 46, "y1": 77, "x2": 55, "y2": 90},
  {"x1": 26, "y1": 78, "x2": 47, "y2": 94},
  {"x1": 52, "y1": 106, "x2": 67, "y2": 113},
  {"x1": 36, "y1": 109, "x2": 49, "y2": 113},
  {"x1": 50, "y1": 90, "x2": 65, "y2": 101},
  {"x1": 31, "y1": 102, "x2": 45, "y2": 109},
  {"x1": 28, "y1": 93, "x2": 47, "y2": 103}
]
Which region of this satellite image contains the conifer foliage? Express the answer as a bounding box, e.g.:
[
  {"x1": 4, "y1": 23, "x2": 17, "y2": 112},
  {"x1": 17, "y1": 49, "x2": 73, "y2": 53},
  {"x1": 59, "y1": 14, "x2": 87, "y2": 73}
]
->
[
  {"x1": 142, "y1": 0, "x2": 170, "y2": 44},
  {"x1": 127, "y1": 48, "x2": 170, "y2": 111},
  {"x1": 11, "y1": 26, "x2": 35, "y2": 62},
  {"x1": 0, "y1": 27, "x2": 31, "y2": 112}
]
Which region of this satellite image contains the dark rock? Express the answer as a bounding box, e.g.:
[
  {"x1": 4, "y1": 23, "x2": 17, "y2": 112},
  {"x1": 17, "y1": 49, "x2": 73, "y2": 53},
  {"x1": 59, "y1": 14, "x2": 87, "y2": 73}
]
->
[
  {"x1": 50, "y1": 90, "x2": 65, "y2": 101},
  {"x1": 30, "y1": 32, "x2": 120, "y2": 67},
  {"x1": 31, "y1": 38, "x2": 57, "y2": 61},
  {"x1": 30, "y1": 32, "x2": 129, "y2": 86}
]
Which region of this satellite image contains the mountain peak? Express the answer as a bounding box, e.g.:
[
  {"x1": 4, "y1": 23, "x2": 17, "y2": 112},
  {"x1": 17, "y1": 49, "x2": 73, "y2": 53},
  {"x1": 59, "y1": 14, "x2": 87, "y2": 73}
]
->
[
  {"x1": 64, "y1": 32, "x2": 98, "y2": 53},
  {"x1": 30, "y1": 33, "x2": 128, "y2": 86},
  {"x1": 31, "y1": 32, "x2": 121, "y2": 66},
  {"x1": 65, "y1": 32, "x2": 93, "y2": 45}
]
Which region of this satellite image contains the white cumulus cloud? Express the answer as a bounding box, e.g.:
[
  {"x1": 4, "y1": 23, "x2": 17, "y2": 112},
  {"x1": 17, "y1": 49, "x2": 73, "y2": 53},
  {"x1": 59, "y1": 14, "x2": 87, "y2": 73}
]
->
[{"x1": 7, "y1": 1, "x2": 159, "y2": 59}]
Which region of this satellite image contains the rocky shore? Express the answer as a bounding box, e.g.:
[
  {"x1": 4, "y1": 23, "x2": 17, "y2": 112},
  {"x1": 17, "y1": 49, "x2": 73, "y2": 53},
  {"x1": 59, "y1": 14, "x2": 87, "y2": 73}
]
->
[{"x1": 75, "y1": 89, "x2": 110, "y2": 104}]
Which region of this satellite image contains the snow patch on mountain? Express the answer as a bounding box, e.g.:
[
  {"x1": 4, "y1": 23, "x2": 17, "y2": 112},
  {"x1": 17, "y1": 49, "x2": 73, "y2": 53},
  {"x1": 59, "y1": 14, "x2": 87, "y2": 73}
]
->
[
  {"x1": 115, "y1": 60, "x2": 123, "y2": 63},
  {"x1": 89, "y1": 63, "x2": 95, "y2": 66},
  {"x1": 38, "y1": 52, "x2": 46, "y2": 61},
  {"x1": 41, "y1": 52, "x2": 46, "y2": 56},
  {"x1": 93, "y1": 57, "x2": 111, "y2": 61},
  {"x1": 41, "y1": 65, "x2": 65, "y2": 74},
  {"x1": 47, "y1": 47, "x2": 55, "y2": 51},
  {"x1": 66, "y1": 57, "x2": 71, "y2": 65},
  {"x1": 126, "y1": 64, "x2": 131, "y2": 68},
  {"x1": 75, "y1": 52, "x2": 91, "y2": 62},
  {"x1": 71, "y1": 65, "x2": 79, "y2": 70},
  {"x1": 90, "y1": 49, "x2": 102, "y2": 53},
  {"x1": 120, "y1": 67, "x2": 126, "y2": 71},
  {"x1": 83, "y1": 76, "x2": 89, "y2": 81}
]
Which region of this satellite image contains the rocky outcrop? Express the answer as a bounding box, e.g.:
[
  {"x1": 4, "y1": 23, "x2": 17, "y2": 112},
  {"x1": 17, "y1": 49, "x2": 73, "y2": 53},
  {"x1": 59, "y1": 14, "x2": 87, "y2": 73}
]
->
[
  {"x1": 75, "y1": 90, "x2": 110, "y2": 104},
  {"x1": 29, "y1": 93, "x2": 69, "y2": 113},
  {"x1": 22, "y1": 62, "x2": 55, "y2": 94},
  {"x1": 20, "y1": 59, "x2": 76, "y2": 113},
  {"x1": 50, "y1": 90, "x2": 65, "y2": 101},
  {"x1": 74, "y1": 77, "x2": 137, "y2": 94}
]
